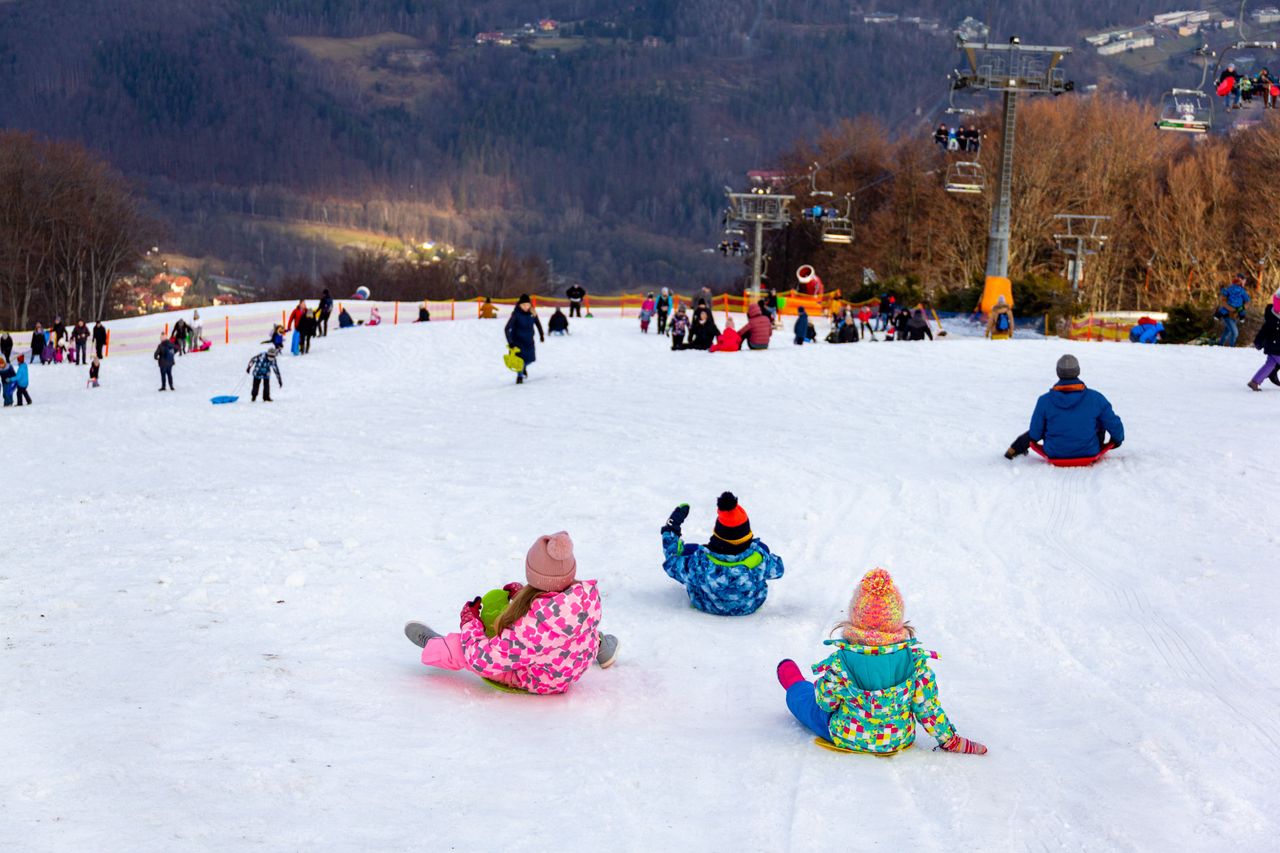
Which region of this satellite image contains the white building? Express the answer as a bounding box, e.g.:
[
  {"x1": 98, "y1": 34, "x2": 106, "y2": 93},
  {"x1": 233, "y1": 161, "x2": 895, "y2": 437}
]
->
[
  {"x1": 1255, "y1": 8, "x2": 1280, "y2": 24},
  {"x1": 1098, "y1": 35, "x2": 1156, "y2": 56}
]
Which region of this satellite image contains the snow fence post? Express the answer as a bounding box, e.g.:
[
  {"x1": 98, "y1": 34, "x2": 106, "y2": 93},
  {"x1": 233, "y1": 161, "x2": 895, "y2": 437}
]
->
[
  {"x1": 164, "y1": 322, "x2": 169, "y2": 338},
  {"x1": 281, "y1": 310, "x2": 286, "y2": 328},
  {"x1": 225, "y1": 315, "x2": 230, "y2": 344},
  {"x1": 105, "y1": 329, "x2": 110, "y2": 358},
  {"x1": 394, "y1": 302, "x2": 399, "y2": 325}
]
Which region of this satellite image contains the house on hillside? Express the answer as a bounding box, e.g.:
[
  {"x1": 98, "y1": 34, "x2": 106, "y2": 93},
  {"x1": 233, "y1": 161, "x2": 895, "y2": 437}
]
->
[
  {"x1": 153, "y1": 273, "x2": 194, "y2": 309},
  {"x1": 538, "y1": 19, "x2": 558, "y2": 32},
  {"x1": 642, "y1": 35, "x2": 662, "y2": 48},
  {"x1": 864, "y1": 13, "x2": 898, "y2": 24},
  {"x1": 475, "y1": 32, "x2": 515, "y2": 46},
  {"x1": 1255, "y1": 8, "x2": 1280, "y2": 24}
]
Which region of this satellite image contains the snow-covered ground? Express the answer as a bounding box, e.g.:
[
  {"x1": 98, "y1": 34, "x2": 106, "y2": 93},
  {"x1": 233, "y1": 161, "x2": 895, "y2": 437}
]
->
[{"x1": 3, "y1": 313, "x2": 1277, "y2": 852}]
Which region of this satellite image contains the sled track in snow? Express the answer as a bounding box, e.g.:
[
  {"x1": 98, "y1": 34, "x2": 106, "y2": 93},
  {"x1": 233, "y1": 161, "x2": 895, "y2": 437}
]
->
[{"x1": 1043, "y1": 468, "x2": 1280, "y2": 761}]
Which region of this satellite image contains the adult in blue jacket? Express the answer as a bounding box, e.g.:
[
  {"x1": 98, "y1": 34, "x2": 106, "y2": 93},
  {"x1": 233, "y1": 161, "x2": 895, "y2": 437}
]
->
[
  {"x1": 1218, "y1": 278, "x2": 1251, "y2": 347},
  {"x1": 1005, "y1": 354, "x2": 1124, "y2": 460},
  {"x1": 660, "y1": 493, "x2": 785, "y2": 616},
  {"x1": 504, "y1": 294, "x2": 544, "y2": 384}
]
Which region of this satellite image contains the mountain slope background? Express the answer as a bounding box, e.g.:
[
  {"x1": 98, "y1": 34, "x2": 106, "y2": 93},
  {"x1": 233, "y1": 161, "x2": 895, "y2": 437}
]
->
[{"x1": 0, "y1": 0, "x2": 1204, "y2": 290}]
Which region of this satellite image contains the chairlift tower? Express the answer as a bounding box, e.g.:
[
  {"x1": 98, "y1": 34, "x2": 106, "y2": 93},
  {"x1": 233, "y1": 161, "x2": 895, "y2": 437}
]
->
[
  {"x1": 1053, "y1": 214, "x2": 1110, "y2": 295},
  {"x1": 954, "y1": 37, "x2": 1073, "y2": 312},
  {"x1": 724, "y1": 187, "x2": 795, "y2": 300}
]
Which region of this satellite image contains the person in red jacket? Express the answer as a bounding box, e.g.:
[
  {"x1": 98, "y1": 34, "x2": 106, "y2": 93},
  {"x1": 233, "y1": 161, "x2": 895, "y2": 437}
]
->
[
  {"x1": 742, "y1": 302, "x2": 773, "y2": 350},
  {"x1": 710, "y1": 317, "x2": 743, "y2": 352},
  {"x1": 857, "y1": 305, "x2": 877, "y2": 341},
  {"x1": 286, "y1": 300, "x2": 308, "y2": 331}
]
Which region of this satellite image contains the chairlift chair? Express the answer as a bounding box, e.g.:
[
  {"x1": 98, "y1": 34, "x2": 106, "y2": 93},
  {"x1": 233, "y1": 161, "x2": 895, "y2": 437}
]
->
[
  {"x1": 945, "y1": 161, "x2": 986, "y2": 194},
  {"x1": 1157, "y1": 88, "x2": 1211, "y2": 133},
  {"x1": 820, "y1": 195, "x2": 855, "y2": 245}
]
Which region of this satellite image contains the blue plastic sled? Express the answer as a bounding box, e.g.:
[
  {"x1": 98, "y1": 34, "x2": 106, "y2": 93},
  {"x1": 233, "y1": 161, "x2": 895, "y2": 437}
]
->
[
  {"x1": 290, "y1": 330, "x2": 301, "y2": 356},
  {"x1": 210, "y1": 395, "x2": 239, "y2": 405}
]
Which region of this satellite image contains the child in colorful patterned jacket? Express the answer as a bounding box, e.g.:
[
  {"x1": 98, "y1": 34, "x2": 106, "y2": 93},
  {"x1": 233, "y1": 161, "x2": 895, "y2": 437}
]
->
[
  {"x1": 776, "y1": 568, "x2": 987, "y2": 755},
  {"x1": 404, "y1": 531, "x2": 618, "y2": 695},
  {"x1": 661, "y1": 492, "x2": 785, "y2": 616}
]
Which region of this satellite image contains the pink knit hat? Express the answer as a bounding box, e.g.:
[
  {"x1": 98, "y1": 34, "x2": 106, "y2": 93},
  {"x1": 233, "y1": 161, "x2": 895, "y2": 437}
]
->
[
  {"x1": 843, "y1": 568, "x2": 910, "y2": 646},
  {"x1": 525, "y1": 531, "x2": 577, "y2": 592}
]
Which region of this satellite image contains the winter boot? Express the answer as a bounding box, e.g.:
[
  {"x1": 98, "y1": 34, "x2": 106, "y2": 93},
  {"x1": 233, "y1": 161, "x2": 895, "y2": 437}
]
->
[
  {"x1": 596, "y1": 633, "x2": 619, "y2": 668},
  {"x1": 1269, "y1": 366, "x2": 1280, "y2": 386},
  {"x1": 776, "y1": 659, "x2": 804, "y2": 690},
  {"x1": 1248, "y1": 381, "x2": 1262, "y2": 392},
  {"x1": 404, "y1": 621, "x2": 442, "y2": 648}
]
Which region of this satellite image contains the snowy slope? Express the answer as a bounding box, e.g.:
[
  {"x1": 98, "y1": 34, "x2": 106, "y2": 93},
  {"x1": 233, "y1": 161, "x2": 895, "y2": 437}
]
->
[{"x1": 2, "y1": 315, "x2": 1277, "y2": 852}]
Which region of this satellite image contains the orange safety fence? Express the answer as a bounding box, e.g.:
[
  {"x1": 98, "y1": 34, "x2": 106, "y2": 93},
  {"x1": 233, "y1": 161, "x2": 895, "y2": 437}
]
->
[{"x1": 1061, "y1": 314, "x2": 1134, "y2": 342}]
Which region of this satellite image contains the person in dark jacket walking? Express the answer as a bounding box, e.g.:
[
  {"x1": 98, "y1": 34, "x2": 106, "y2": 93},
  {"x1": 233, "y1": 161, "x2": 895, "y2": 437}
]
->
[
  {"x1": 877, "y1": 294, "x2": 895, "y2": 330},
  {"x1": 0, "y1": 331, "x2": 12, "y2": 363},
  {"x1": 1005, "y1": 355, "x2": 1124, "y2": 460},
  {"x1": 247, "y1": 348, "x2": 283, "y2": 401},
  {"x1": 504, "y1": 294, "x2": 545, "y2": 384},
  {"x1": 793, "y1": 306, "x2": 809, "y2": 345},
  {"x1": 688, "y1": 307, "x2": 718, "y2": 350},
  {"x1": 1247, "y1": 290, "x2": 1280, "y2": 391},
  {"x1": 906, "y1": 309, "x2": 933, "y2": 341},
  {"x1": 297, "y1": 311, "x2": 317, "y2": 354},
  {"x1": 92, "y1": 322, "x2": 107, "y2": 359},
  {"x1": 30, "y1": 324, "x2": 47, "y2": 365},
  {"x1": 565, "y1": 284, "x2": 586, "y2": 318},
  {"x1": 318, "y1": 289, "x2": 334, "y2": 336},
  {"x1": 71, "y1": 320, "x2": 90, "y2": 365},
  {"x1": 154, "y1": 334, "x2": 176, "y2": 391}
]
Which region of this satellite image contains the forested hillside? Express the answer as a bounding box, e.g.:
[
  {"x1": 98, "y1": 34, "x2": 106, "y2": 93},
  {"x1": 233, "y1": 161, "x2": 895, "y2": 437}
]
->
[{"x1": 0, "y1": 0, "x2": 1195, "y2": 290}]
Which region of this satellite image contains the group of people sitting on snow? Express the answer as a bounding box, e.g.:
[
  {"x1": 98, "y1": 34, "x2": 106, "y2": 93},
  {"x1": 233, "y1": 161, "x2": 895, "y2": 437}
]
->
[
  {"x1": 402, "y1": 492, "x2": 987, "y2": 756},
  {"x1": 933, "y1": 124, "x2": 983, "y2": 153},
  {"x1": 406, "y1": 350, "x2": 1124, "y2": 744}
]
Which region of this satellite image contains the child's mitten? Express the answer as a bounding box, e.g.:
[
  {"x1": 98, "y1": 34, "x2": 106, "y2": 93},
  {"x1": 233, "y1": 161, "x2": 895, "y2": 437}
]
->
[
  {"x1": 939, "y1": 734, "x2": 988, "y2": 755},
  {"x1": 662, "y1": 504, "x2": 690, "y2": 535}
]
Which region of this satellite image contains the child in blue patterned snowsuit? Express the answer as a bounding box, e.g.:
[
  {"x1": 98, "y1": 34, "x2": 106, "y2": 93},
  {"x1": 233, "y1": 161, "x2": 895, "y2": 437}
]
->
[{"x1": 660, "y1": 492, "x2": 784, "y2": 616}]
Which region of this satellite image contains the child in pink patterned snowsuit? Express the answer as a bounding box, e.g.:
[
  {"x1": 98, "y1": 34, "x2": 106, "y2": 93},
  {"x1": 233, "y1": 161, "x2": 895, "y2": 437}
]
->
[{"x1": 405, "y1": 532, "x2": 617, "y2": 694}]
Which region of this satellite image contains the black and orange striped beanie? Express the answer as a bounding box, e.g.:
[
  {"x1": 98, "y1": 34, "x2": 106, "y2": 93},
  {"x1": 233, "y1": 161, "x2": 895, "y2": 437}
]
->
[{"x1": 708, "y1": 492, "x2": 753, "y2": 555}]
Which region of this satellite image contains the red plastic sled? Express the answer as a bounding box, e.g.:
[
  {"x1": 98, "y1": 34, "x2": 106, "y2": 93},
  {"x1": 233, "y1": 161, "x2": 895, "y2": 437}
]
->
[
  {"x1": 1217, "y1": 79, "x2": 1235, "y2": 97},
  {"x1": 1030, "y1": 442, "x2": 1115, "y2": 467}
]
